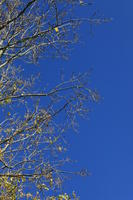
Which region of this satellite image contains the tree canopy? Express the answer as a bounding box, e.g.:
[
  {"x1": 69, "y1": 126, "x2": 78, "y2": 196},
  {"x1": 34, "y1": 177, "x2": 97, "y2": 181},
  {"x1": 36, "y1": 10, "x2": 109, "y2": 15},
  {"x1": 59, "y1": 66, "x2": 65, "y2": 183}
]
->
[{"x1": 0, "y1": 0, "x2": 107, "y2": 199}]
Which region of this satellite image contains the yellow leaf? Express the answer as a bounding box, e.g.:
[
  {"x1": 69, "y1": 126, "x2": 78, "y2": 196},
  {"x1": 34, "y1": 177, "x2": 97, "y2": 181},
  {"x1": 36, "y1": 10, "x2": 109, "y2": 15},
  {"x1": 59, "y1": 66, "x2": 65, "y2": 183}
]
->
[
  {"x1": 21, "y1": 176, "x2": 26, "y2": 182},
  {"x1": 13, "y1": 83, "x2": 17, "y2": 91},
  {"x1": 37, "y1": 183, "x2": 49, "y2": 190},
  {"x1": 7, "y1": 112, "x2": 11, "y2": 116},
  {"x1": 58, "y1": 146, "x2": 62, "y2": 152},
  {"x1": 36, "y1": 127, "x2": 42, "y2": 134},
  {"x1": 5, "y1": 98, "x2": 11, "y2": 104},
  {"x1": 54, "y1": 27, "x2": 59, "y2": 32},
  {"x1": 49, "y1": 178, "x2": 53, "y2": 187}
]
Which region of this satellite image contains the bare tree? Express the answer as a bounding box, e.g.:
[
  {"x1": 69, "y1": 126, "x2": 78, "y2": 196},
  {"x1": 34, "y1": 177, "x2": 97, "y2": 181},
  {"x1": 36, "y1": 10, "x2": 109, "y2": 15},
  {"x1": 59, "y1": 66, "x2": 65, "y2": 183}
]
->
[
  {"x1": 0, "y1": 0, "x2": 109, "y2": 68},
  {"x1": 0, "y1": 0, "x2": 107, "y2": 199}
]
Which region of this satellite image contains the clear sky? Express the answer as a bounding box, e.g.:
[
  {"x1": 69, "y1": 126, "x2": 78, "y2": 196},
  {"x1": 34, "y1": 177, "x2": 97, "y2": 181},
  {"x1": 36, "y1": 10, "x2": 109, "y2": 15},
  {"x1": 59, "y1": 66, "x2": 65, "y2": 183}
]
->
[
  {"x1": 69, "y1": 1, "x2": 133, "y2": 199},
  {"x1": 27, "y1": 0, "x2": 132, "y2": 199}
]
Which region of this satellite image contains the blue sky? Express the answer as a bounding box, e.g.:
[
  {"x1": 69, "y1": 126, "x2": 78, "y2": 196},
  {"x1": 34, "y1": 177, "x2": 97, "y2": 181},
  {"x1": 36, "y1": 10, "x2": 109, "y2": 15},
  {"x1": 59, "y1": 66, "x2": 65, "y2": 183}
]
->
[
  {"x1": 69, "y1": 1, "x2": 133, "y2": 199},
  {"x1": 26, "y1": 0, "x2": 132, "y2": 199}
]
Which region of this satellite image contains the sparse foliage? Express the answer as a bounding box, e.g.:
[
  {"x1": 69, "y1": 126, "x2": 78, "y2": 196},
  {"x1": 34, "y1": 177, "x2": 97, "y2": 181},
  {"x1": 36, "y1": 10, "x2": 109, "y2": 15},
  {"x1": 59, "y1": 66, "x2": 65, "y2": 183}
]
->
[{"x1": 0, "y1": 0, "x2": 105, "y2": 199}]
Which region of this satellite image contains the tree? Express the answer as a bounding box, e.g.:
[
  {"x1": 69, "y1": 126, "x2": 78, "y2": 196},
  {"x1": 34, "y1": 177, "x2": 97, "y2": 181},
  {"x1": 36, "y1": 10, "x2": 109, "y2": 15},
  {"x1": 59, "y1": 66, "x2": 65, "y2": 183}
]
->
[{"x1": 0, "y1": 0, "x2": 107, "y2": 199}]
